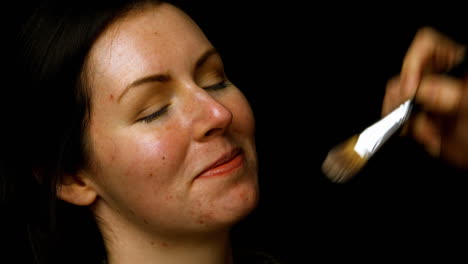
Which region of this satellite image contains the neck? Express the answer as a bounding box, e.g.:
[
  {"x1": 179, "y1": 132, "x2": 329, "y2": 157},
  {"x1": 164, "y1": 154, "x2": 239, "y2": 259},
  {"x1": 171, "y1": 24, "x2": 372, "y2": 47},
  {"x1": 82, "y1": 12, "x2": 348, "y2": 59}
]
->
[
  {"x1": 106, "y1": 232, "x2": 233, "y2": 264},
  {"x1": 93, "y1": 202, "x2": 234, "y2": 264}
]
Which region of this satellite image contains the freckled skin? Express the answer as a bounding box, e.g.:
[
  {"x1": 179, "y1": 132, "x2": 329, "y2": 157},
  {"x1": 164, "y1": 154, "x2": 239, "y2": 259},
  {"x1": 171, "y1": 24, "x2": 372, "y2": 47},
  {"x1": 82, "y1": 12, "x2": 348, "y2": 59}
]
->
[{"x1": 83, "y1": 2, "x2": 258, "y2": 248}]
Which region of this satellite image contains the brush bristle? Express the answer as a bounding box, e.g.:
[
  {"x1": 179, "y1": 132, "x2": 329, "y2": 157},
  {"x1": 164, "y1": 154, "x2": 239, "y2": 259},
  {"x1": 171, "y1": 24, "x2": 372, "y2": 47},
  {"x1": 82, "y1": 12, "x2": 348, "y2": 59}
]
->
[{"x1": 322, "y1": 135, "x2": 367, "y2": 183}]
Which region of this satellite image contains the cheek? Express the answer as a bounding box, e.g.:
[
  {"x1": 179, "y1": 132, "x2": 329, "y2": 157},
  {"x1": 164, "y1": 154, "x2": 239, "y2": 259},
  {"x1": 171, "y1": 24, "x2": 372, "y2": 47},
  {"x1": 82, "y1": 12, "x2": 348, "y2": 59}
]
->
[{"x1": 89, "y1": 123, "x2": 189, "y2": 193}]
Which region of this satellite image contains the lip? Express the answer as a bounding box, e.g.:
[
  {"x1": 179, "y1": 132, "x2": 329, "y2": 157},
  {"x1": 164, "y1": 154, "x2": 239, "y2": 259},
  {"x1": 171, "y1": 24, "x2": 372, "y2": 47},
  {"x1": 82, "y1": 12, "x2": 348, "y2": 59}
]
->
[{"x1": 197, "y1": 148, "x2": 244, "y2": 179}]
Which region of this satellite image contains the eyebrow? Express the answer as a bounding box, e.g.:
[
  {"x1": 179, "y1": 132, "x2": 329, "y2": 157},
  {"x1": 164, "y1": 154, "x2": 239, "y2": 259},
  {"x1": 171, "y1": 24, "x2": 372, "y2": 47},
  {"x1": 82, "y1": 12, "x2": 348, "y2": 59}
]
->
[{"x1": 117, "y1": 48, "x2": 219, "y2": 103}]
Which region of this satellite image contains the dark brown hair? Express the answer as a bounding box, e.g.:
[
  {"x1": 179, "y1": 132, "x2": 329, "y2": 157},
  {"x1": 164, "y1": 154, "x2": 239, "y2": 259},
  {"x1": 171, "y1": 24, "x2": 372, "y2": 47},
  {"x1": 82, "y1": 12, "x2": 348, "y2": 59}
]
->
[{"x1": 4, "y1": 1, "x2": 168, "y2": 263}]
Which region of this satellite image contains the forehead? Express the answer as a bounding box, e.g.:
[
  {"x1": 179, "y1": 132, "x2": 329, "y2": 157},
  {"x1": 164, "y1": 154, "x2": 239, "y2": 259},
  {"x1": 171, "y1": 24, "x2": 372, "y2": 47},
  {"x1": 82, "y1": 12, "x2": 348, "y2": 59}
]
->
[
  {"x1": 103, "y1": 3, "x2": 205, "y2": 46},
  {"x1": 86, "y1": 2, "x2": 212, "y2": 86}
]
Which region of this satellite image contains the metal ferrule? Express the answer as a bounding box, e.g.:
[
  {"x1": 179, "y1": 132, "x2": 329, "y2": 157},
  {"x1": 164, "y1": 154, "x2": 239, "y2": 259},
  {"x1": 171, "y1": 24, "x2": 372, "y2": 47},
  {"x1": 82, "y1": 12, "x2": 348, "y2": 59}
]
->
[{"x1": 354, "y1": 99, "x2": 413, "y2": 159}]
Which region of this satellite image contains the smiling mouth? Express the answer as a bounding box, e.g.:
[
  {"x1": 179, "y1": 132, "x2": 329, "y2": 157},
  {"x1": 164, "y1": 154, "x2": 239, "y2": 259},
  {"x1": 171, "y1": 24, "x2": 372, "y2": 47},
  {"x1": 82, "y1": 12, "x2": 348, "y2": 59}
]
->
[{"x1": 197, "y1": 148, "x2": 244, "y2": 179}]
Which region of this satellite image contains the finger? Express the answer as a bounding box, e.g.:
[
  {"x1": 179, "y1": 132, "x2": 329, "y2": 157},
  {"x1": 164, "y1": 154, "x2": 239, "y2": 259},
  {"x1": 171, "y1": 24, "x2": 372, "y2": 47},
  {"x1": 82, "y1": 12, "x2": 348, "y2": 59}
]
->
[
  {"x1": 412, "y1": 112, "x2": 442, "y2": 157},
  {"x1": 415, "y1": 75, "x2": 464, "y2": 114},
  {"x1": 400, "y1": 27, "x2": 466, "y2": 99},
  {"x1": 382, "y1": 75, "x2": 401, "y2": 116},
  {"x1": 440, "y1": 115, "x2": 468, "y2": 170}
]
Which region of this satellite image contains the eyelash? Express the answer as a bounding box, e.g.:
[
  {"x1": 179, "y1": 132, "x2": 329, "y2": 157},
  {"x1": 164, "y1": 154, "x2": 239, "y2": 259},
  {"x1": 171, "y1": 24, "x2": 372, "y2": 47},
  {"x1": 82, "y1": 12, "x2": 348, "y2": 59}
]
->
[
  {"x1": 204, "y1": 80, "x2": 230, "y2": 91},
  {"x1": 139, "y1": 104, "x2": 169, "y2": 123},
  {"x1": 138, "y1": 80, "x2": 230, "y2": 123}
]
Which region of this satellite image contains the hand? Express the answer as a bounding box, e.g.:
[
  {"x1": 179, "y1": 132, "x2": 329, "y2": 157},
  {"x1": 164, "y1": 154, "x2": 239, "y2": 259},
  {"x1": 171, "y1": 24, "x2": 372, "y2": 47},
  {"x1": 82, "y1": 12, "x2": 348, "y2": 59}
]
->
[{"x1": 382, "y1": 27, "x2": 468, "y2": 169}]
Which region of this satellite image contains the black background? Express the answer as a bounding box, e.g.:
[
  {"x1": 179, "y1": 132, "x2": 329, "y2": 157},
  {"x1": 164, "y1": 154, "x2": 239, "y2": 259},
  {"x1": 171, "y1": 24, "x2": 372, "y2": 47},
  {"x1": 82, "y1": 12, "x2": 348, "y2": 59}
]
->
[
  {"x1": 186, "y1": 1, "x2": 468, "y2": 263},
  {"x1": 3, "y1": 1, "x2": 467, "y2": 263}
]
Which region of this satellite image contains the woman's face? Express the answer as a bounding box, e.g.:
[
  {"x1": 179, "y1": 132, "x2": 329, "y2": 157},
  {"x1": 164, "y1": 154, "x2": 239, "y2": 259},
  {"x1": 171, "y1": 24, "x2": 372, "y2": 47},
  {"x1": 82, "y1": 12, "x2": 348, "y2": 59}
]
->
[{"x1": 83, "y1": 3, "x2": 258, "y2": 237}]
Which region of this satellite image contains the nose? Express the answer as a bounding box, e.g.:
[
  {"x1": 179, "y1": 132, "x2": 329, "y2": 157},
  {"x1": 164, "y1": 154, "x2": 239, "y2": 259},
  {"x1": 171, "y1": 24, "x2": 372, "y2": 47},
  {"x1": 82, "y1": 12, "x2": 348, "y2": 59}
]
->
[{"x1": 191, "y1": 90, "x2": 233, "y2": 141}]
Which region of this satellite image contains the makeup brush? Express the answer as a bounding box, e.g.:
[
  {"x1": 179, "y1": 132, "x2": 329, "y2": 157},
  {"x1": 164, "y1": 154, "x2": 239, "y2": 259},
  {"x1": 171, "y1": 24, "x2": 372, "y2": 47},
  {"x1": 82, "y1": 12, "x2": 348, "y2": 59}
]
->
[
  {"x1": 322, "y1": 99, "x2": 414, "y2": 183},
  {"x1": 322, "y1": 55, "x2": 468, "y2": 183}
]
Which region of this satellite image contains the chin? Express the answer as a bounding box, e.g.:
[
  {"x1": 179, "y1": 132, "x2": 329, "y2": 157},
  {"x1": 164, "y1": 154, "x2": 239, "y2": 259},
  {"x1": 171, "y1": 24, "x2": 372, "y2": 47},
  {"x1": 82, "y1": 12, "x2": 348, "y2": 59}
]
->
[
  {"x1": 195, "y1": 164, "x2": 259, "y2": 230},
  {"x1": 220, "y1": 181, "x2": 259, "y2": 225}
]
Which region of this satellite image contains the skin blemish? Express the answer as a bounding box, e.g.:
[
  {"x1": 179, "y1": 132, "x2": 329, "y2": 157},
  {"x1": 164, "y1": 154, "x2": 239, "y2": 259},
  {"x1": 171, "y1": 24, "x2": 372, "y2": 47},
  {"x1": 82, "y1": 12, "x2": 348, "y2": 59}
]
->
[
  {"x1": 162, "y1": 156, "x2": 165, "y2": 160},
  {"x1": 196, "y1": 211, "x2": 213, "y2": 225},
  {"x1": 143, "y1": 219, "x2": 149, "y2": 225},
  {"x1": 239, "y1": 192, "x2": 248, "y2": 201},
  {"x1": 109, "y1": 94, "x2": 114, "y2": 101},
  {"x1": 161, "y1": 242, "x2": 169, "y2": 247}
]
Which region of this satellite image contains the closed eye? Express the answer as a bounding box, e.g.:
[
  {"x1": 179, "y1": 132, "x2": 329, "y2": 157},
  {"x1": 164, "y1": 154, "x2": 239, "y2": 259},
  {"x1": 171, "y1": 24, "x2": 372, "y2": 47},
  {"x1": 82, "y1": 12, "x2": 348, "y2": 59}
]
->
[
  {"x1": 204, "y1": 80, "x2": 230, "y2": 91},
  {"x1": 137, "y1": 81, "x2": 229, "y2": 124},
  {"x1": 138, "y1": 104, "x2": 170, "y2": 123}
]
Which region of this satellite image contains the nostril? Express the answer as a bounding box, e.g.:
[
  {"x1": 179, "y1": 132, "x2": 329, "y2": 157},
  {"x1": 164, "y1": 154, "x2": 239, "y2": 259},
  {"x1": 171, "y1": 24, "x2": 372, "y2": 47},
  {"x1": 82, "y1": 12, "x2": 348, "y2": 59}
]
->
[{"x1": 204, "y1": 127, "x2": 224, "y2": 138}]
